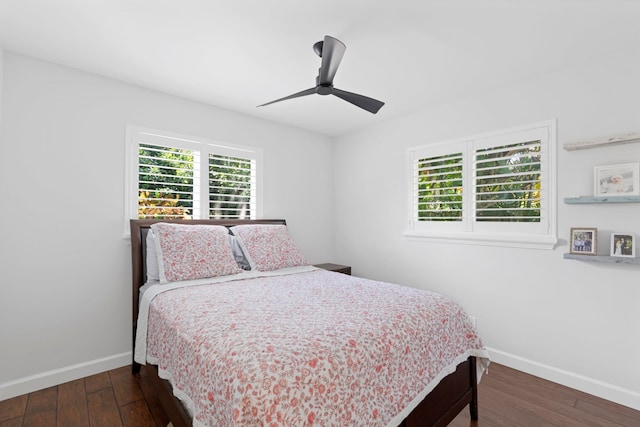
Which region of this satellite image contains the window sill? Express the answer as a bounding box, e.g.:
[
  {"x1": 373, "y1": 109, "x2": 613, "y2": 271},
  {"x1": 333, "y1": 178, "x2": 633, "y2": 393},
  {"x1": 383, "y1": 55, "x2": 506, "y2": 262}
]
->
[{"x1": 403, "y1": 230, "x2": 558, "y2": 250}]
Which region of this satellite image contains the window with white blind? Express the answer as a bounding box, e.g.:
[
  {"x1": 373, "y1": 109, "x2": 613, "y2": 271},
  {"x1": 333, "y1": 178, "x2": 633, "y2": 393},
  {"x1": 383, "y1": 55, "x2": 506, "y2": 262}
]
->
[
  {"x1": 405, "y1": 120, "x2": 557, "y2": 249},
  {"x1": 124, "y1": 126, "x2": 262, "y2": 233}
]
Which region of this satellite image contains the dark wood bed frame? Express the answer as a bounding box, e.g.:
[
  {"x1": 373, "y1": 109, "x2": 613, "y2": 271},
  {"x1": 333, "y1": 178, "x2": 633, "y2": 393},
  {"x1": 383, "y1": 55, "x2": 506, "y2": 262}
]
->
[{"x1": 130, "y1": 219, "x2": 478, "y2": 427}]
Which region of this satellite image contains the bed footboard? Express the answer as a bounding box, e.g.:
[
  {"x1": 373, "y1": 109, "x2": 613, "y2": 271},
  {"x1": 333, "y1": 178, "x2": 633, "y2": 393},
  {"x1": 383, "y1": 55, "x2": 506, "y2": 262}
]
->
[
  {"x1": 401, "y1": 356, "x2": 478, "y2": 427},
  {"x1": 146, "y1": 366, "x2": 191, "y2": 427}
]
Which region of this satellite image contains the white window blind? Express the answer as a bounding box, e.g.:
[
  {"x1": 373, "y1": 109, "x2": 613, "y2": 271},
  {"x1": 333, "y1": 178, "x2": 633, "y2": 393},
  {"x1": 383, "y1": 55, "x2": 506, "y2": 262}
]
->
[
  {"x1": 125, "y1": 127, "x2": 262, "y2": 233},
  {"x1": 414, "y1": 152, "x2": 464, "y2": 222},
  {"x1": 208, "y1": 153, "x2": 256, "y2": 219},
  {"x1": 474, "y1": 139, "x2": 542, "y2": 223},
  {"x1": 406, "y1": 120, "x2": 557, "y2": 249},
  {"x1": 138, "y1": 143, "x2": 199, "y2": 219}
]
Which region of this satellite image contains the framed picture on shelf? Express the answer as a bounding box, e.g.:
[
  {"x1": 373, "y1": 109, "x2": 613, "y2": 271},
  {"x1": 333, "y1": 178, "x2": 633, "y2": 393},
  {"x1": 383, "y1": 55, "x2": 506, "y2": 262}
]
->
[
  {"x1": 594, "y1": 162, "x2": 640, "y2": 197},
  {"x1": 569, "y1": 228, "x2": 597, "y2": 255},
  {"x1": 610, "y1": 233, "x2": 635, "y2": 258}
]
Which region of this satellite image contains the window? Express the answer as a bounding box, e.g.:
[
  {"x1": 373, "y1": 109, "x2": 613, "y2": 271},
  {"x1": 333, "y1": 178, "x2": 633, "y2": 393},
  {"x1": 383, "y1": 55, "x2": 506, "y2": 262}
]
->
[
  {"x1": 125, "y1": 126, "x2": 262, "y2": 233},
  {"x1": 405, "y1": 120, "x2": 557, "y2": 249}
]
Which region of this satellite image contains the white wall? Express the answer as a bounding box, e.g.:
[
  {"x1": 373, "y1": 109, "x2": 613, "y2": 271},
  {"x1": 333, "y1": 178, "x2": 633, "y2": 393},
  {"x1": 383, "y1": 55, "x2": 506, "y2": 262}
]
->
[
  {"x1": 0, "y1": 51, "x2": 334, "y2": 399},
  {"x1": 0, "y1": 49, "x2": 3, "y2": 136},
  {"x1": 333, "y1": 50, "x2": 640, "y2": 410}
]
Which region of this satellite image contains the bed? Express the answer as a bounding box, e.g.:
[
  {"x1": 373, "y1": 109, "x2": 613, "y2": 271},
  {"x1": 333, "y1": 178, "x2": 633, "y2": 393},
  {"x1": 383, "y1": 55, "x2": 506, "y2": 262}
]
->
[{"x1": 130, "y1": 219, "x2": 489, "y2": 427}]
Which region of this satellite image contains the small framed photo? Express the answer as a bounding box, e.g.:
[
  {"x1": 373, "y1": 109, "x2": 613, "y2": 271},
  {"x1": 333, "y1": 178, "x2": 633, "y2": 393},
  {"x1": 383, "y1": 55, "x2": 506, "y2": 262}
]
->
[
  {"x1": 570, "y1": 228, "x2": 597, "y2": 255},
  {"x1": 610, "y1": 233, "x2": 635, "y2": 258},
  {"x1": 594, "y1": 163, "x2": 640, "y2": 197}
]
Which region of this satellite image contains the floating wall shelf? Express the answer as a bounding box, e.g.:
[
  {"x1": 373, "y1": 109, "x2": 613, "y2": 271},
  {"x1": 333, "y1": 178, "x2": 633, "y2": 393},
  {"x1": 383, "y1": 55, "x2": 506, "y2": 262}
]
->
[
  {"x1": 563, "y1": 132, "x2": 640, "y2": 151},
  {"x1": 564, "y1": 196, "x2": 640, "y2": 204},
  {"x1": 563, "y1": 253, "x2": 640, "y2": 265}
]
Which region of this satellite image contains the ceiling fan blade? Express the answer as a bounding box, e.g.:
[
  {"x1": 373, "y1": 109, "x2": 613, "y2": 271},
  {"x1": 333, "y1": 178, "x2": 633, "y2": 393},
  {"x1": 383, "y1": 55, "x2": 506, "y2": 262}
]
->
[
  {"x1": 257, "y1": 87, "x2": 316, "y2": 108},
  {"x1": 332, "y1": 88, "x2": 385, "y2": 114},
  {"x1": 318, "y1": 36, "x2": 346, "y2": 85}
]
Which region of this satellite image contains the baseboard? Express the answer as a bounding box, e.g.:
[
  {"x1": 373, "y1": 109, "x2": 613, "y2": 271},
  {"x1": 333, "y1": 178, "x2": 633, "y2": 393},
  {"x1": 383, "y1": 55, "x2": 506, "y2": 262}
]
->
[
  {"x1": 0, "y1": 352, "x2": 131, "y2": 401},
  {"x1": 487, "y1": 347, "x2": 640, "y2": 411}
]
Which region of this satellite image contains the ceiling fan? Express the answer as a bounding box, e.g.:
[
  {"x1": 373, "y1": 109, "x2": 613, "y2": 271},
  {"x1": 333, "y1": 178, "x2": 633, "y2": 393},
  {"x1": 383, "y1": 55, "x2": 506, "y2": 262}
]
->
[{"x1": 258, "y1": 35, "x2": 385, "y2": 114}]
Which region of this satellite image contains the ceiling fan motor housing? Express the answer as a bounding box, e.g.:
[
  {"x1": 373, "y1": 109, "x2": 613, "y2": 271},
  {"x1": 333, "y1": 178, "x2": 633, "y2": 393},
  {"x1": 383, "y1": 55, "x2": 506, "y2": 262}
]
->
[{"x1": 316, "y1": 84, "x2": 333, "y2": 95}]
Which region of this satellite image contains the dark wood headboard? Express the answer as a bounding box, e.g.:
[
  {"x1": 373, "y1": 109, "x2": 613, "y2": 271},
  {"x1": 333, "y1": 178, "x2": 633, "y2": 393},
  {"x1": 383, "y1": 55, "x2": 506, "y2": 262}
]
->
[{"x1": 130, "y1": 218, "x2": 287, "y2": 372}]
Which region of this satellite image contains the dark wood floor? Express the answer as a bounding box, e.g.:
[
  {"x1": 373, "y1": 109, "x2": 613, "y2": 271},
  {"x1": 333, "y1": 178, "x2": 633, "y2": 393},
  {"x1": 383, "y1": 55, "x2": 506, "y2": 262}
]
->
[{"x1": 1, "y1": 363, "x2": 639, "y2": 427}]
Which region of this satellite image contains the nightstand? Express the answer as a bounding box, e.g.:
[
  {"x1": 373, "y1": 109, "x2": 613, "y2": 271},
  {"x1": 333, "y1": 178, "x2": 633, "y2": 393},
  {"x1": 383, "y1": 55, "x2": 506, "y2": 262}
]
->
[{"x1": 313, "y1": 263, "x2": 351, "y2": 275}]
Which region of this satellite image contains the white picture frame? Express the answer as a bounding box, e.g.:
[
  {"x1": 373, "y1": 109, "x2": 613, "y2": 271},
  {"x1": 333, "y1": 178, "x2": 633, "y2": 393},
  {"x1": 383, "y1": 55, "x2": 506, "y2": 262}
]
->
[
  {"x1": 594, "y1": 163, "x2": 640, "y2": 197},
  {"x1": 610, "y1": 233, "x2": 635, "y2": 258}
]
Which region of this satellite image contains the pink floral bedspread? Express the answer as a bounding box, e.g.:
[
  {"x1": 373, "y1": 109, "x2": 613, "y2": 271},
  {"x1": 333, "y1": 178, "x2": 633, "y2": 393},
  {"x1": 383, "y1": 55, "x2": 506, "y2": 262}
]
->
[{"x1": 142, "y1": 269, "x2": 489, "y2": 427}]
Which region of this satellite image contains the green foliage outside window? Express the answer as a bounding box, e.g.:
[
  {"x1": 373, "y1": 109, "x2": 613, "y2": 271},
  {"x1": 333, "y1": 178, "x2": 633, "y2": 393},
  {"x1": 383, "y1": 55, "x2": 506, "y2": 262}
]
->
[
  {"x1": 475, "y1": 141, "x2": 541, "y2": 222},
  {"x1": 138, "y1": 144, "x2": 194, "y2": 219},
  {"x1": 137, "y1": 144, "x2": 254, "y2": 220},
  {"x1": 416, "y1": 140, "x2": 541, "y2": 223},
  {"x1": 209, "y1": 155, "x2": 253, "y2": 219},
  {"x1": 416, "y1": 152, "x2": 463, "y2": 221}
]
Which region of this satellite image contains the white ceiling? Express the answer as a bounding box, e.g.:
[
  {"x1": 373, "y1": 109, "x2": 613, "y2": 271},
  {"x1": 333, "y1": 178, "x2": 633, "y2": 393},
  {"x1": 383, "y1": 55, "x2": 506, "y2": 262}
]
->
[{"x1": 1, "y1": 0, "x2": 638, "y2": 137}]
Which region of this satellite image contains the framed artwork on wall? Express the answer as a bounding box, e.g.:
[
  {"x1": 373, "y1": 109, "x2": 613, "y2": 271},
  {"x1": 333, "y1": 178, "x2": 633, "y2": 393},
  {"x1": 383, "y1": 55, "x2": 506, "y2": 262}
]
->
[
  {"x1": 569, "y1": 228, "x2": 597, "y2": 255},
  {"x1": 610, "y1": 233, "x2": 635, "y2": 258},
  {"x1": 594, "y1": 162, "x2": 640, "y2": 197}
]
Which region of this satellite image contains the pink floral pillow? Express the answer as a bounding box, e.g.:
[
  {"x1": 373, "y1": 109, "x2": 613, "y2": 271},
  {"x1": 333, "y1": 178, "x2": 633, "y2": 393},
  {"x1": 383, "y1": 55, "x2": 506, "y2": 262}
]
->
[
  {"x1": 151, "y1": 223, "x2": 242, "y2": 283},
  {"x1": 230, "y1": 224, "x2": 308, "y2": 271}
]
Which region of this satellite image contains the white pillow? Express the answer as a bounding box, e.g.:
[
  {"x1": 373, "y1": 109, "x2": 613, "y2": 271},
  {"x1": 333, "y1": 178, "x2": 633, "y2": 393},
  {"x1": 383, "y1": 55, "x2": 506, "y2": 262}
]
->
[
  {"x1": 145, "y1": 229, "x2": 160, "y2": 284},
  {"x1": 229, "y1": 235, "x2": 251, "y2": 270}
]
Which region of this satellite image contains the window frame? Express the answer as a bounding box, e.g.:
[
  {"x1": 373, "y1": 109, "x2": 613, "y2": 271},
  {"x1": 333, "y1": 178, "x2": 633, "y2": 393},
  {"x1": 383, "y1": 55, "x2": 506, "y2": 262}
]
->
[
  {"x1": 124, "y1": 125, "x2": 263, "y2": 237},
  {"x1": 404, "y1": 120, "x2": 557, "y2": 249}
]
